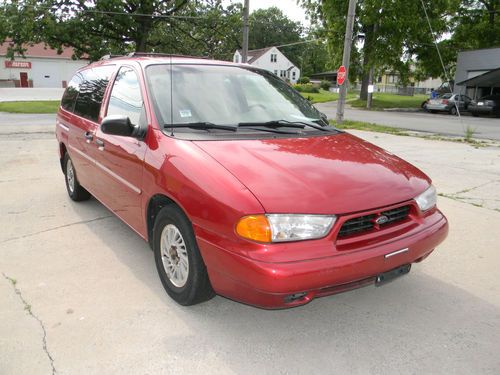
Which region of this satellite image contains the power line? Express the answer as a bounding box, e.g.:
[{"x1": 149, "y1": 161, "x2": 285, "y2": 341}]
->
[{"x1": 274, "y1": 38, "x2": 325, "y2": 48}]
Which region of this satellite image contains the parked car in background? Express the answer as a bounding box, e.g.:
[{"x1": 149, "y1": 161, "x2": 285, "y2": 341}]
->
[
  {"x1": 55, "y1": 54, "x2": 448, "y2": 309},
  {"x1": 468, "y1": 94, "x2": 500, "y2": 117},
  {"x1": 425, "y1": 93, "x2": 472, "y2": 115}
]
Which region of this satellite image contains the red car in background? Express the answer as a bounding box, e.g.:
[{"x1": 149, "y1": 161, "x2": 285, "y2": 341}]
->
[{"x1": 56, "y1": 54, "x2": 448, "y2": 309}]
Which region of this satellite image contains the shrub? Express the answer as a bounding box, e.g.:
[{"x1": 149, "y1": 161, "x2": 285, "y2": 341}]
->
[
  {"x1": 297, "y1": 77, "x2": 310, "y2": 84},
  {"x1": 320, "y1": 80, "x2": 332, "y2": 91},
  {"x1": 293, "y1": 83, "x2": 319, "y2": 93}
]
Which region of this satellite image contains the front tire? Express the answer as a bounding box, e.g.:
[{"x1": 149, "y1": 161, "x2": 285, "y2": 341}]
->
[
  {"x1": 63, "y1": 153, "x2": 91, "y2": 201},
  {"x1": 153, "y1": 205, "x2": 214, "y2": 306}
]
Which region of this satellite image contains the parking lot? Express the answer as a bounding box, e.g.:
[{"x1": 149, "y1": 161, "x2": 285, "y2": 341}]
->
[{"x1": 1, "y1": 116, "x2": 500, "y2": 374}]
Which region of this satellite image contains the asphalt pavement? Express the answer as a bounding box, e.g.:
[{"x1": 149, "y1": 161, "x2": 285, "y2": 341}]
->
[
  {"x1": 1, "y1": 118, "x2": 499, "y2": 374},
  {"x1": 316, "y1": 101, "x2": 500, "y2": 141}
]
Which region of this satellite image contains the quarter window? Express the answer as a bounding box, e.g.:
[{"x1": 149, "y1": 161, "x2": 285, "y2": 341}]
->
[
  {"x1": 61, "y1": 74, "x2": 82, "y2": 112},
  {"x1": 107, "y1": 67, "x2": 144, "y2": 126}
]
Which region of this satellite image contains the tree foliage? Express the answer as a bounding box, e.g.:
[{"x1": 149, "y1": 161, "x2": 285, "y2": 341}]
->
[
  {"x1": 0, "y1": 0, "x2": 243, "y2": 60},
  {"x1": 452, "y1": 0, "x2": 500, "y2": 49},
  {"x1": 0, "y1": 0, "x2": 329, "y2": 75},
  {"x1": 301, "y1": 0, "x2": 452, "y2": 98},
  {"x1": 248, "y1": 7, "x2": 303, "y2": 50}
]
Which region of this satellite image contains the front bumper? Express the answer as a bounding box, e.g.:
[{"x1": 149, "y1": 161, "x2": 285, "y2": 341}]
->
[{"x1": 198, "y1": 209, "x2": 448, "y2": 309}]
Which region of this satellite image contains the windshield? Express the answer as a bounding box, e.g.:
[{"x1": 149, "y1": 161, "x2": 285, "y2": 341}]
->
[
  {"x1": 440, "y1": 93, "x2": 453, "y2": 99},
  {"x1": 146, "y1": 64, "x2": 323, "y2": 129}
]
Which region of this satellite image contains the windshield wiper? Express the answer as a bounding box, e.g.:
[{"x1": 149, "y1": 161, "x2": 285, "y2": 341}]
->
[
  {"x1": 164, "y1": 122, "x2": 237, "y2": 131},
  {"x1": 238, "y1": 120, "x2": 331, "y2": 132},
  {"x1": 241, "y1": 127, "x2": 302, "y2": 134}
]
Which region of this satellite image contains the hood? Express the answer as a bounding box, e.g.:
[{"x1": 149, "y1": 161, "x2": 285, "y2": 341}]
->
[{"x1": 194, "y1": 133, "x2": 430, "y2": 214}]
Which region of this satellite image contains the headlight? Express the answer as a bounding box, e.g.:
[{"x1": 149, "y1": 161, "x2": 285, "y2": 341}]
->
[
  {"x1": 415, "y1": 185, "x2": 437, "y2": 212},
  {"x1": 236, "y1": 214, "x2": 336, "y2": 243}
]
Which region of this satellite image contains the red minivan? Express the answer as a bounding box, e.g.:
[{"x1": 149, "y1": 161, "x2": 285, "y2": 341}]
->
[{"x1": 56, "y1": 54, "x2": 448, "y2": 309}]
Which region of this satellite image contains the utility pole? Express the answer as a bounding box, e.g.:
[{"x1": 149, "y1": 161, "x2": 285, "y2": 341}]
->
[
  {"x1": 367, "y1": 23, "x2": 377, "y2": 110},
  {"x1": 335, "y1": 0, "x2": 357, "y2": 124},
  {"x1": 367, "y1": 65, "x2": 374, "y2": 109},
  {"x1": 242, "y1": 0, "x2": 250, "y2": 63}
]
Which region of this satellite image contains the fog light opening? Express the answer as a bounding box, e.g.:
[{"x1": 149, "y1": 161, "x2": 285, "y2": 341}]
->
[{"x1": 284, "y1": 292, "x2": 308, "y2": 304}]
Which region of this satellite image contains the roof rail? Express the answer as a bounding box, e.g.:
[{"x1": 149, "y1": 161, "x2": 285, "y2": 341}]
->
[
  {"x1": 99, "y1": 54, "x2": 125, "y2": 60},
  {"x1": 127, "y1": 52, "x2": 211, "y2": 59}
]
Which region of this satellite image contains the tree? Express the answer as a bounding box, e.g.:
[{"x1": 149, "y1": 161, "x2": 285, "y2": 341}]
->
[
  {"x1": 148, "y1": 0, "x2": 243, "y2": 61},
  {"x1": 1, "y1": 0, "x2": 190, "y2": 60},
  {"x1": 248, "y1": 7, "x2": 303, "y2": 50},
  {"x1": 301, "y1": 0, "x2": 452, "y2": 99},
  {"x1": 452, "y1": 0, "x2": 500, "y2": 50}
]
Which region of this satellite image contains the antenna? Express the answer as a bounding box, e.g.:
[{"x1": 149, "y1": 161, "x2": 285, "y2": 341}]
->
[{"x1": 170, "y1": 55, "x2": 174, "y2": 137}]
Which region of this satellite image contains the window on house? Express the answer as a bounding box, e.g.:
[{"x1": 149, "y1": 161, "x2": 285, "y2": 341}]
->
[
  {"x1": 274, "y1": 70, "x2": 278, "y2": 76},
  {"x1": 270, "y1": 54, "x2": 277, "y2": 63},
  {"x1": 292, "y1": 71, "x2": 296, "y2": 79},
  {"x1": 234, "y1": 55, "x2": 239, "y2": 63}
]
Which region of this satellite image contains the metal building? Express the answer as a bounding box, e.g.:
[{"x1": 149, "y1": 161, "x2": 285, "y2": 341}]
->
[{"x1": 454, "y1": 47, "x2": 500, "y2": 99}]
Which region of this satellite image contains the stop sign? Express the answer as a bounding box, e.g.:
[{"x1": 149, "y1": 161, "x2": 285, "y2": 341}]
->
[{"x1": 337, "y1": 65, "x2": 347, "y2": 85}]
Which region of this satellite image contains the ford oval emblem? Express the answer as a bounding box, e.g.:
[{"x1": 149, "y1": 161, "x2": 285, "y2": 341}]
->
[{"x1": 375, "y1": 215, "x2": 389, "y2": 225}]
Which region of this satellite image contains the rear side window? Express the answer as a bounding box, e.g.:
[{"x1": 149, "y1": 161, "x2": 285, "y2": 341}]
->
[
  {"x1": 73, "y1": 66, "x2": 115, "y2": 122},
  {"x1": 107, "y1": 67, "x2": 144, "y2": 126},
  {"x1": 61, "y1": 74, "x2": 82, "y2": 112}
]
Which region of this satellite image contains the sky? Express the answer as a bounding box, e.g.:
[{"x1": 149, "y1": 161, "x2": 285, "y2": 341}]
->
[{"x1": 231, "y1": 0, "x2": 310, "y2": 25}]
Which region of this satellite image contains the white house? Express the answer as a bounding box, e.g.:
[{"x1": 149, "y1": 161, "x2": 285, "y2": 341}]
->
[
  {"x1": 0, "y1": 41, "x2": 88, "y2": 88},
  {"x1": 233, "y1": 47, "x2": 300, "y2": 84}
]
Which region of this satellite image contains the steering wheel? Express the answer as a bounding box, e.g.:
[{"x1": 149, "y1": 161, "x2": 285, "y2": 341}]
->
[{"x1": 247, "y1": 104, "x2": 267, "y2": 110}]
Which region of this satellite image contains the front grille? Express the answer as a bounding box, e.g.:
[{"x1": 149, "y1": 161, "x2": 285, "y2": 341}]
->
[{"x1": 338, "y1": 205, "x2": 411, "y2": 238}]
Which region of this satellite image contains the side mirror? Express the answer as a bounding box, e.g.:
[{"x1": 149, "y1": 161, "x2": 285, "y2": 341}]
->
[{"x1": 101, "y1": 115, "x2": 135, "y2": 137}]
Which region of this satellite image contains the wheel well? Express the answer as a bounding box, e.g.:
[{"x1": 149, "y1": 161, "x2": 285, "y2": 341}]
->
[
  {"x1": 146, "y1": 194, "x2": 176, "y2": 248},
  {"x1": 59, "y1": 142, "x2": 67, "y2": 172}
]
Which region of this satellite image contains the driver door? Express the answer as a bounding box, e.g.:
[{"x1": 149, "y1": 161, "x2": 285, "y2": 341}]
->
[{"x1": 93, "y1": 66, "x2": 148, "y2": 233}]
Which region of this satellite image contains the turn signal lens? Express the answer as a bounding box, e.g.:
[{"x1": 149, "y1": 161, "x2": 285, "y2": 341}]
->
[{"x1": 236, "y1": 215, "x2": 272, "y2": 243}]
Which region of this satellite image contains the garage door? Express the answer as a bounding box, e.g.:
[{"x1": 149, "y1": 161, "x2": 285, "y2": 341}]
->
[{"x1": 31, "y1": 61, "x2": 63, "y2": 88}]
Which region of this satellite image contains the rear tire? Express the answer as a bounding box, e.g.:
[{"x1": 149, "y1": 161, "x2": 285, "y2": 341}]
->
[
  {"x1": 450, "y1": 107, "x2": 457, "y2": 116},
  {"x1": 153, "y1": 205, "x2": 215, "y2": 306},
  {"x1": 63, "y1": 153, "x2": 91, "y2": 201}
]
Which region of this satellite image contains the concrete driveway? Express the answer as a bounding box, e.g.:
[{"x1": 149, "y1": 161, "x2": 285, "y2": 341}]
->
[
  {"x1": 1, "y1": 119, "x2": 500, "y2": 374},
  {"x1": 316, "y1": 101, "x2": 500, "y2": 141}
]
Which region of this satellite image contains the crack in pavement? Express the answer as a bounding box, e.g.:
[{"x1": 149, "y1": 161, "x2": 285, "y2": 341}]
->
[
  {"x1": 437, "y1": 179, "x2": 500, "y2": 212},
  {"x1": 450, "y1": 179, "x2": 500, "y2": 196},
  {"x1": 0, "y1": 216, "x2": 113, "y2": 243},
  {"x1": 2, "y1": 273, "x2": 57, "y2": 375}
]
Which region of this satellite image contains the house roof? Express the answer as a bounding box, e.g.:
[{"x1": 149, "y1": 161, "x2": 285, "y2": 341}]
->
[
  {"x1": 237, "y1": 47, "x2": 274, "y2": 64},
  {"x1": 0, "y1": 41, "x2": 84, "y2": 60},
  {"x1": 456, "y1": 67, "x2": 500, "y2": 87}
]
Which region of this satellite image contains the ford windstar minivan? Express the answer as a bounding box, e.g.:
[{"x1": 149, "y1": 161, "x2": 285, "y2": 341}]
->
[{"x1": 55, "y1": 54, "x2": 448, "y2": 309}]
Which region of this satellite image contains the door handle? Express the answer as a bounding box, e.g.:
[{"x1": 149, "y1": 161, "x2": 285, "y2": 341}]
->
[
  {"x1": 84, "y1": 132, "x2": 93, "y2": 142},
  {"x1": 96, "y1": 139, "x2": 105, "y2": 149}
]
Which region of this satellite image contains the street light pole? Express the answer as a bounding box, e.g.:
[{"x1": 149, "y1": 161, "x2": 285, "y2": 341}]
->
[
  {"x1": 336, "y1": 0, "x2": 357, "y2": 124},
  {"x1": 242, "y1": 0, "x2": 250, "y2": 63}
]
